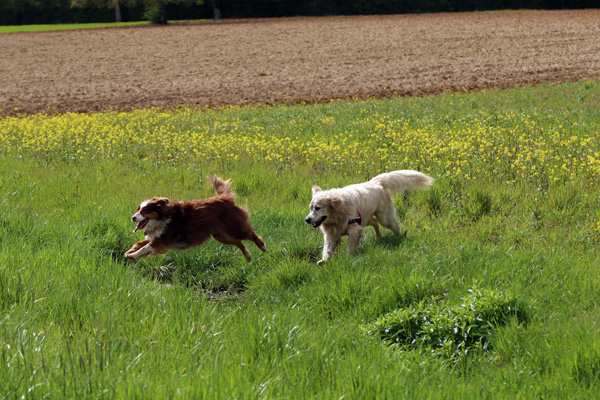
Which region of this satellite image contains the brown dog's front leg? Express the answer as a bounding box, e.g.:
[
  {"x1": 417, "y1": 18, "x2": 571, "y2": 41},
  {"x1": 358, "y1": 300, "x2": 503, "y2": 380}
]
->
[
  {"x1": 125, "y1": 240, "x2": 149, "y2": 258},
  {"x1": 126, "y1": 243, "x2": 159, "y2": 260}
]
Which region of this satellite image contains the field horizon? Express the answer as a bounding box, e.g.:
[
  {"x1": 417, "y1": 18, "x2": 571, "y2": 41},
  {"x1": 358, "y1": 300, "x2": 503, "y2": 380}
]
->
[{"x1": 2, "y1": 9, "x2": 600, "y2": 117}]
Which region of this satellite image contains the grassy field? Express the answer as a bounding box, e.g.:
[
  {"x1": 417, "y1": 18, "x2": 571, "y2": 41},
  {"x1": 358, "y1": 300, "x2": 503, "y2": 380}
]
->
[
  {"x1": 0, "y1": 22, "x2": 148, "y2": 34},
  {"x1": 1, "y1": 80, "x2": 600, "y2": 398}
]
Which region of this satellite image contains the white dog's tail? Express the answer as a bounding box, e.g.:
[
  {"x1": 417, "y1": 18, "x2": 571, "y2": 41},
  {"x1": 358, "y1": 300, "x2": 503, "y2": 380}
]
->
[{"x1": 370, "y1": 170, "x2": 434, "y2": 194}]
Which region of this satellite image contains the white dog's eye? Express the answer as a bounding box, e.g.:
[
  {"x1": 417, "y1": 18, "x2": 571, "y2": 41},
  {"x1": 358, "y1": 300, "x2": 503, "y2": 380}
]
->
[{"x1": 314, "y1": 206, "x2": 321, "y2": 211}]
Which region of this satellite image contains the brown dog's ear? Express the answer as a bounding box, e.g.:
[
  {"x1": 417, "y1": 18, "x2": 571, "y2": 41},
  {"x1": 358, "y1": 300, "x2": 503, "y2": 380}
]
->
[{"x1": 312, "y1": 185, "x2": 322, "y2": 195}]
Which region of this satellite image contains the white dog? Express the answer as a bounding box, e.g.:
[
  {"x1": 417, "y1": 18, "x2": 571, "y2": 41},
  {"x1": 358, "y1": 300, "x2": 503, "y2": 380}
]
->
[{"x1": 305, "y1": 170, "x2": 434, "y2": 265}]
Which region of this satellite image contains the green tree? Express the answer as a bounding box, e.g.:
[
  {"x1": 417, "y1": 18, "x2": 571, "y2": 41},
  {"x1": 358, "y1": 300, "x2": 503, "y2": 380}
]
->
[
  {"x1": 131, "y1": 0, "x2": 205, "y2": 24},
  {"x1": 71, "y1": 0, "x2": 203, "y2": 24},
  {"x1": 71, "y1": 0, "x2": 123, "y2": 22}
]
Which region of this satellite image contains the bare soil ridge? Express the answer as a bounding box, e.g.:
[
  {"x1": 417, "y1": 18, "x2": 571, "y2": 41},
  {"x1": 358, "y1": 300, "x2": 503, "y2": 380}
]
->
[{"x1": 1, "y1": 10, "x2": 599, "y2": 117}]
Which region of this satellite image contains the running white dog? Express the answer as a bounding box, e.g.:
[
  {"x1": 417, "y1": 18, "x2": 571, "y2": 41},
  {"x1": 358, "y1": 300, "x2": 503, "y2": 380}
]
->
[{"x1": 305, "y1": 170, "x2": 434, "y2": 265}]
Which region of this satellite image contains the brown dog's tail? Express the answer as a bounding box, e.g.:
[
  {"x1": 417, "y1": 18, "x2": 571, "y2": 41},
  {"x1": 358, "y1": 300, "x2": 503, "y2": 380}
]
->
[{"x1": 209, "y1": 174, "x2": 236, "y2": 198}]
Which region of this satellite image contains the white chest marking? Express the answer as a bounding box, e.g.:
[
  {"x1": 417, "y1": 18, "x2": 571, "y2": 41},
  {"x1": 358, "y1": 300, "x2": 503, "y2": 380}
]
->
[{"x1": 144, "y1": 218, "x2": 171, "y2": 241}]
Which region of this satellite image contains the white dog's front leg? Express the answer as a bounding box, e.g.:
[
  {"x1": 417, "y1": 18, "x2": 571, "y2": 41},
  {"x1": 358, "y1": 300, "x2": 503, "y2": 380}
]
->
[
  {"x1": 347, "y1": 225, "x2": 364, "y2": 254},
  {"x1": 318, "y1": 232, "x2": 341, "y2": 265}
]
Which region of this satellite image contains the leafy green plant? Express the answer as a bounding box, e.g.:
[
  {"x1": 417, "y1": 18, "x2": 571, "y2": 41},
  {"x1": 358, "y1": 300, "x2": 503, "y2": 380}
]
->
[
  {"x1": 363, "y1": 287, "x2": 528, "y2": 358},
  {"x1": 425, "y1": 185, "x2": 443, "y2": 217},
  {"x1": 464, "y1": 187, "x2": 493, "y2": 222}
]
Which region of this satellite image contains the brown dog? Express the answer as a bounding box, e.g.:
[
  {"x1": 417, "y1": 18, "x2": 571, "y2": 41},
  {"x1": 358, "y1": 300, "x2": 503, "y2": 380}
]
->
[{"x1": 125, "y1": 175, "x2": 266, "y2": 262}]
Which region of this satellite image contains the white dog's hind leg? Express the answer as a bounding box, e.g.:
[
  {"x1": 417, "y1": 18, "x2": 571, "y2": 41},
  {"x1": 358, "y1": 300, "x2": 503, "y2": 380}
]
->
[
  {"x1": 368, "y1": 216, "x2": 382, "y2": 237},
  {"x1": 318, "y1": 232, "x2": 341, "y2": 265},
  {"x1": 375, "y1": 200, "x2": 401, "y2": 234},
  {"x1": 347, "y1": 225, "x2": 364, "y2": 254}
]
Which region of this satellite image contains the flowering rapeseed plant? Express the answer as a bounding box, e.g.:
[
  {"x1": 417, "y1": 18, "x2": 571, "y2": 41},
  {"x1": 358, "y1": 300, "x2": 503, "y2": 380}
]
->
[{"x1": 1, "y1": 99, "x2": 598, "y2": 186}]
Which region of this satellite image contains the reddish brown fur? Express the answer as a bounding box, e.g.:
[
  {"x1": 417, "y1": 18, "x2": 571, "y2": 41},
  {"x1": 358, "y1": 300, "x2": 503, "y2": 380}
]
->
[{"x1": 125, "y1": 176, "x2": 266, "y2": 262}]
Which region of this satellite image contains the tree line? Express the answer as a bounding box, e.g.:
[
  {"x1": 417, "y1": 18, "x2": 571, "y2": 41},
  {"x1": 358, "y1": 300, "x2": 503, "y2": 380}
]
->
[{"x1": 1, "y1": 0, "x2": 597, "y2": 26}]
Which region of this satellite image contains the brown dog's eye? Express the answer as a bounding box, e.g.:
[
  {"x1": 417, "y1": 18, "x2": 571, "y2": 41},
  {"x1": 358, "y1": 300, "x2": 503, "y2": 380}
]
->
[{"x1": 315, "y1": 206, "x2": 321, "y2": 211}]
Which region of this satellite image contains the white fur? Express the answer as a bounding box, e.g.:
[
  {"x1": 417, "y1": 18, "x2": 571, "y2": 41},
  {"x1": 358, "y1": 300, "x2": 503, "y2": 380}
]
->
[
  {"x1": 132, "y1": 212, "x2": 145, "y2": 222},
  {"x1": 144, "y1": 218, "x2": 171, "y2": 241},
  {"x1": 132, "y1": 200, "x2": 149, "y2": 222},
  {"x1": 305, "y1": 170, "x2": 433, "y2": 265}
]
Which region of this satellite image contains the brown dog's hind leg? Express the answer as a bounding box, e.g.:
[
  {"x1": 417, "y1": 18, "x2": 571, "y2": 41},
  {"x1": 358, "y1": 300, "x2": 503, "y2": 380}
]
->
[
  {"x1": 249, "y1": 232, "x2": 267, "y2": 252},
  {"x1": 213, "y1": 234, "x2": 253, "y2": 262}
]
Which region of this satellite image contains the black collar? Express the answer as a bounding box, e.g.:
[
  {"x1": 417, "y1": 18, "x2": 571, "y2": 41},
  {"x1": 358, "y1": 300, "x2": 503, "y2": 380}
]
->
[{"x1": 348, "y1": 210, "x2": 362, "y2": 225}]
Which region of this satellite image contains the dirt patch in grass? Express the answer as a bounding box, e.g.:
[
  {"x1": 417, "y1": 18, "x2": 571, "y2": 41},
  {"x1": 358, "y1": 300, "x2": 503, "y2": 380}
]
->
[{"x1": 1, "y1": 10, "x2": 600, "y2": 117}]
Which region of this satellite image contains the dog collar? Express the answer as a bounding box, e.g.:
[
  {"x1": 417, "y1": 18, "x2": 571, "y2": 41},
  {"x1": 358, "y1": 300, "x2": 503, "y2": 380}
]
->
[{"x1": 348, "y1": 210, "x2": 362, "y2": 225}]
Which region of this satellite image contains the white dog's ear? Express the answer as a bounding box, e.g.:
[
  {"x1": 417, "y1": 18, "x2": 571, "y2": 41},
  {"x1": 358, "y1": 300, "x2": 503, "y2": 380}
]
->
[
  {"x1": 331, "y1": 195, "x2": 343, "y2": 208},
  {"x1": 312, "y1": 185, "x2": 322, "y2": 195}
]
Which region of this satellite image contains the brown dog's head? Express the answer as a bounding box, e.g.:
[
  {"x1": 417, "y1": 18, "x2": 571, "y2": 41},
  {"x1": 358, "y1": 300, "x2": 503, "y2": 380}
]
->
[
  {"x1": 304, "y1": 186, "x2": 345, "y2": 228},
  {"x1": 131, "y1": 197, "x2": 170, "y2": 233}
]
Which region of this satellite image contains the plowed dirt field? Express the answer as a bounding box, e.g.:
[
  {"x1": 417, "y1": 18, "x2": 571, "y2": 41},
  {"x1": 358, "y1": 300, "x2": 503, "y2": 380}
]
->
[{"x1": 1, "y1": 10, "x2": 599, "y2": 117}]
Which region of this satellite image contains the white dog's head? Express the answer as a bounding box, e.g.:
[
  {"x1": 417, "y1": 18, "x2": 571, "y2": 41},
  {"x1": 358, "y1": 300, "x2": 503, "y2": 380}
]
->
[{"x1": 305, "y1": 186, "x2": 345, "y2": 228}]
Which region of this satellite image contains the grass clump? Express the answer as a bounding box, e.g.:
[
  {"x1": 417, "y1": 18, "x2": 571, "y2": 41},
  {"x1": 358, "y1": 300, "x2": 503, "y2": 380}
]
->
[{"x1": 363, "y1": 287, "x2": 528, "y2": 359}]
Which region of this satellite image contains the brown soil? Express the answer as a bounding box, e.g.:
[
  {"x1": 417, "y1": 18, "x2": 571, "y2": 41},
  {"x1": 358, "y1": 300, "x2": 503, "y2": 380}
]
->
[{"x1": 1, "y1": 10, "x2": 600, "y2": 117}]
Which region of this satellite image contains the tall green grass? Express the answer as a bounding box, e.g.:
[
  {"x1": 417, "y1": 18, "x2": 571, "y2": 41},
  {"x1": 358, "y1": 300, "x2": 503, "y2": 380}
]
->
[
  {"x1": 0, "y1": 22, "x2": 148, "y2": 34},
  {"x1": 1, "y1": 81, "x2": 599, "y2": 398}
]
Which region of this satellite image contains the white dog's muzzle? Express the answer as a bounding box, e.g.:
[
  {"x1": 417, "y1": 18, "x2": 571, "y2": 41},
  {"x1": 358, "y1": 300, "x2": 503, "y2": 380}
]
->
[{"x1": 305, "y1": 215, "x2": 327, "y2": 228}]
